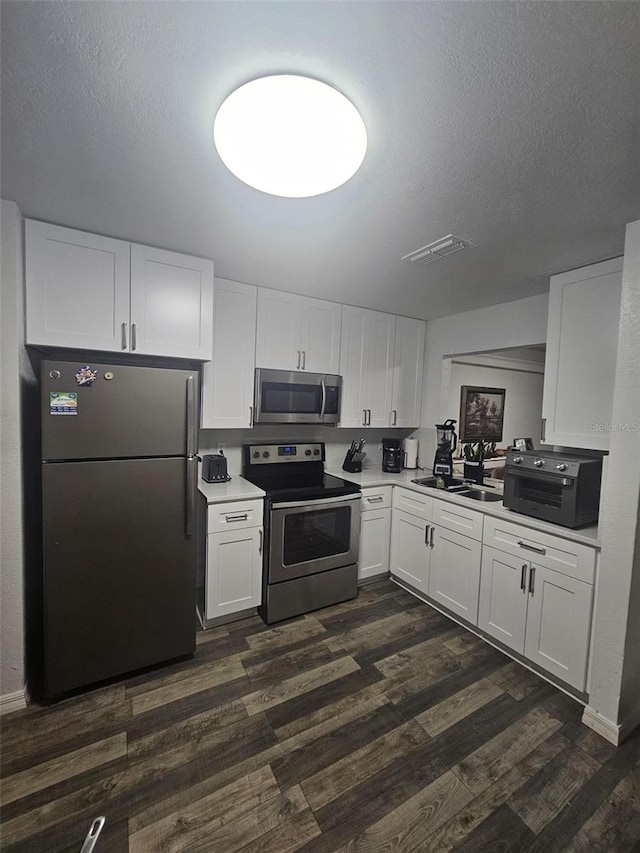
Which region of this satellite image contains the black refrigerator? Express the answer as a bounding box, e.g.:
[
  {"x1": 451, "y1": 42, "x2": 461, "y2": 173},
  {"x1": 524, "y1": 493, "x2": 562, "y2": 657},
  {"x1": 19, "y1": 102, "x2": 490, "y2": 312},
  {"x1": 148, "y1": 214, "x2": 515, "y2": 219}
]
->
[{"x1": 40, "y1": 358, "x2": 199, "y2": 698}]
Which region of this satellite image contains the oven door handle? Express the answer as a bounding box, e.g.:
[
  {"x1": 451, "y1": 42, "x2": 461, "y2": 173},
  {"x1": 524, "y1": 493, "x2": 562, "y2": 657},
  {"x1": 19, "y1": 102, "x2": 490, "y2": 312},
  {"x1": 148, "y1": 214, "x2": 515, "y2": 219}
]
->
[{"x1": 271, "y1": 493, "x2": 361, "y2": 510}]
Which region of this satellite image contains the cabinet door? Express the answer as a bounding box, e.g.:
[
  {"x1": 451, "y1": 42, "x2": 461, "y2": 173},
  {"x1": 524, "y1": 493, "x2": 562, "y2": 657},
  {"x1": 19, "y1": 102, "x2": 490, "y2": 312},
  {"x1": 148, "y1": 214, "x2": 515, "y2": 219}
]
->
[
  {"x1": 366, "y1": 310, "x2": 396, "y2": 428},
  {"x1": 25, "y1": 220, "x2": 130, "y2": 351},
  {"x1": 129, "y1": 245, "x2": 214, "y2": 359},
  {"x1": 428, "y1": 527, "x2": 481, "y2": 624},
  {"x1": 542, "y1": 257, "x2": 623, "y2": 450},
  {"x1": 359, "y1": 507, "x2": 391, "y2": 582},
  {"x1": 255, "y1": 288, "x2": 303, "y2": 369},
  {"x1": 300, "y1": 297, "x2": 342, "y2": 374},
  {"x1": 389, "y1": 509, "x2": 430, "y2": 594},
  {"x1": 339, "y1": 305, "x2": 369, "y2": 427},
  {"x1": 523, "y1": 564, "x2": 593, "y2": 691},
  {"x1": 201, "y1": 279, "x2": 257, "y2": 429},
  {"x1": 206, "y1": 527, "x2": 262, "y2": 619},
  {"x1": 391, "y1": 316, "x2": 425, "y2": 427},
  {"x1": 478, "y1": 546, "x2": 528, "y2": 654}
]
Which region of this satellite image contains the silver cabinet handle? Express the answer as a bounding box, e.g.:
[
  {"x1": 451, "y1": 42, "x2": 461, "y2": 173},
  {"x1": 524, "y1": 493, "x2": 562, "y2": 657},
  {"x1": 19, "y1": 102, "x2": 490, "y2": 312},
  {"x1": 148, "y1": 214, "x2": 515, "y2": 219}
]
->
[
  {"x1": 430, "y1": 526, "x2": 434, "y2": 548},
  {"x1": 367, "y1": 409, "x2": 371, "y2": 426},
  {"x1": 363, "y1": 409, "x2": 367, "y2": 426},
  {"x1": 392, "y1": 409, "x2": 397, "y2": 426},
  {"x1": 131, "y1": 322, "x2": 137, "y2": 351},
  {"x1": 529, "y1": 565, "x2": 536, "y2": 596},
  {"x1": 367, "y1": 496, "x2": 384, "y2": 503},
  {"x1": 258, "y1": 529, "x2": 263, "y2": 554},
  {"x1": 302, "y1": 350, "x2": 306, "y2": 370},
  {"x1": 518, "y1": 540, "x2": 546, "y2": 556},
  {"x1": 121, "y1": 322, "x2": 128, "y2": 350},
  {"x1": 425, "y1": 524, "x2": 430, "y2": 546},
  {"x1": 225, "y1": 513, "x2": 248, "y2": 522},
  {"x1": 520, "y1": 564, "x2": 527, "y2": 591},
  {"x1": 541, "y1": 418, "x2": 547, "y2": 443},
  {"x1": 249, "y1": 405, "x2": 253, "y2": 425},
  {"x1": 296, "y1": 350, "x2": 301, "y2": 369}
]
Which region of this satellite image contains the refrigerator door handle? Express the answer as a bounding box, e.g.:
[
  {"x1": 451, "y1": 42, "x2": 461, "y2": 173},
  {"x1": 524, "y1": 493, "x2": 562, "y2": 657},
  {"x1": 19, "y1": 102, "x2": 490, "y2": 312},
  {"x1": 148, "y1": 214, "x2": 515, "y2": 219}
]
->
[
  {"x1": 185, "y1": 456, "x2": 197, "y2": 538},
  {"x1": 186, "y1": 376, "x2": 197, "y2": 457}
]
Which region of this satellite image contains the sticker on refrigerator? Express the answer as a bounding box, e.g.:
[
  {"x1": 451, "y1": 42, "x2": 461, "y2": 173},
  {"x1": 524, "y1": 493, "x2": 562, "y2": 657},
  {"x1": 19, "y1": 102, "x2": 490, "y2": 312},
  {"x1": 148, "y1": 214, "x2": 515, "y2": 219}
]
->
[
  {"x1": 74, "y1": 365, "x2": 98, "y2": 386},
  {"x1": 49, "y1": 392, "x2": 78, "y2": 415}
]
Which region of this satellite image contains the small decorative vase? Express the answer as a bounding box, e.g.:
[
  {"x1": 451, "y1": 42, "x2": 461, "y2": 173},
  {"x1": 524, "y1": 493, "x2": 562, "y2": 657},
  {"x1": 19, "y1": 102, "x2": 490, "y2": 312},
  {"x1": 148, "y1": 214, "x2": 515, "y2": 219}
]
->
[{"x1": 463, "y1": 461, "x2": 484, "y2": 484}]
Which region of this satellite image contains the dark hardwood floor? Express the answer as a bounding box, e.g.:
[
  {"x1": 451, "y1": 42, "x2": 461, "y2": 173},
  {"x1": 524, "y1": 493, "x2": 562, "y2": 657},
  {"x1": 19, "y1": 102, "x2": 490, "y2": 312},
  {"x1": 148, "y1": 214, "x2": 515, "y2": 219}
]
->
[{"x1": 2, "y1": 578, "x2": 640, "y2": 852}]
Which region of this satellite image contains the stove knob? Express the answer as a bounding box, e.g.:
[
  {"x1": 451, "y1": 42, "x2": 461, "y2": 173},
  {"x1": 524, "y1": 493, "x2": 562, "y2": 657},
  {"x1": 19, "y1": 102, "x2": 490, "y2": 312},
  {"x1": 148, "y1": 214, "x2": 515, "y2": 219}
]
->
[
  {"x1": 556, "y1": 463, "x2": 567, "y2": 471},
  {"x1": 313, "y1": 448, "x2": 320, "y2": 456},
  {"x1": 533, "y1": 459, "x2": 545, "y2": 467},
  {"x1": 305, "y1": 449, "x2": 312, "y2": 456},
  {"x1": 252, "y1": 451, "x2": 260, "y2": 459},
  {"x1": 513, "y1": 456, "x2": 523, "y2": 463},
  {"x1": 262, "y1": 451, "x2": 270, "y2": 458}
]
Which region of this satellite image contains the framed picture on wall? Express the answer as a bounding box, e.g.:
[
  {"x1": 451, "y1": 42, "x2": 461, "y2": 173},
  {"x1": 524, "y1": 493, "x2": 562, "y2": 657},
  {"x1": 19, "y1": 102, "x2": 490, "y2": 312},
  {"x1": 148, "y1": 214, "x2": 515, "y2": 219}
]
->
[{"x1": 459, "y1": 386, "x2": 506, "y2": 442}]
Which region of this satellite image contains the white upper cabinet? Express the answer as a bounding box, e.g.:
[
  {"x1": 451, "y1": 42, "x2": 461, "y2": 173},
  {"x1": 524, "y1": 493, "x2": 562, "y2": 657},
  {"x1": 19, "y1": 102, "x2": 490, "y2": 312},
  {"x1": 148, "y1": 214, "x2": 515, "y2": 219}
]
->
[
  {"x1": 392, "y1": 315, "x2": 425, "y2": 427},
  {"x1": 542, "y1": 257, "x2": 623, "y2": 450},
  {"x1": 201, "y1": 278, "x2": 257, "y2": 429},
  {"x1": 26, "y1": 220, "x2": 131, "y2": 352},
  {"x1": 129, "y1": 245, "x2": 214, "y2": 360},
  {"x1": 340, "y1": 307, "x2": 424, "y2": 428},
  {"x1": 255, "y1": 288, "x2": 341, "y2": 373},
  {"x1": 25, "y1": 220, "x2": 213, "y2": 360}
]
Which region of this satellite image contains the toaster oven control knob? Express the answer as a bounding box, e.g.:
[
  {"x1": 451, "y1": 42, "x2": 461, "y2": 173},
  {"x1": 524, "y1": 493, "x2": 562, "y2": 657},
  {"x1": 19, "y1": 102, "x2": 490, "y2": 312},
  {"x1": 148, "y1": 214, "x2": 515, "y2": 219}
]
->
[
  {"x1": 534, "y1": 459, "x2": 545, "y2": 467},
  {"x1": 313, "y1": 448, "x2": 320, "y2": 455},
  {"x1": 513, "y1": 456, "x2": 523, "y2": 463},
  {"x1": 556, "y1": 463, "x2": 567, "y2": 471},
  {"x1": 253, "y1": 451, "x2": 260, "y2": 459},
  {"x1": 262, "y1": 451, "x2": 270, "y2": 458},
  {"x1": 305, "y1": 449, "x2": 312, "y2": 456}
]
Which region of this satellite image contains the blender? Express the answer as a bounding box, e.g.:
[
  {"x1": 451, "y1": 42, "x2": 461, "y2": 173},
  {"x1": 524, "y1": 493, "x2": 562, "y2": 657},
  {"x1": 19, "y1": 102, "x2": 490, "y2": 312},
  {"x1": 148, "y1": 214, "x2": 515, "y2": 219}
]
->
[{"x1": 433, "y1": 419, "x2": 457, "y2": 477}]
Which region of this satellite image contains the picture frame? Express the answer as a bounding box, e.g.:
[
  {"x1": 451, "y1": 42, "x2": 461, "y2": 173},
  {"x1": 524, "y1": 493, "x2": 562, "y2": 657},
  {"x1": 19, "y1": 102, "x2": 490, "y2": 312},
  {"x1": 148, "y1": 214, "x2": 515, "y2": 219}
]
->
[
  {"x1": 513, "y1": 437, "x2": 534, "y2": 451},
  {"x1": 459, "y1": 386, "x2": 506, "y2": 442}
]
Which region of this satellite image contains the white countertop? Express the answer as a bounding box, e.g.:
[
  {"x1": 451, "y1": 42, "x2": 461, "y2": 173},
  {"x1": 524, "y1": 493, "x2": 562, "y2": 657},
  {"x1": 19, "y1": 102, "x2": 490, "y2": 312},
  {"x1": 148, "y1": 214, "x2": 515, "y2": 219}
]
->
[
  {"x1": 327, "y1": 466, "x2": 600, "y2": 548},
  {"x1": 198, "y1": 476, "x2": 265, "y2": 503}
]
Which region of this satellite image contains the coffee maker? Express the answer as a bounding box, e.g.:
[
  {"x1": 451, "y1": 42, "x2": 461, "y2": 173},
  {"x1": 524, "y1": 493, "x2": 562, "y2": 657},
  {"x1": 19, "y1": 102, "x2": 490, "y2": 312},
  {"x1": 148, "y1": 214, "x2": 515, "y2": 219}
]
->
[
  {"x1": 382, "y1": 438, "x2": 403, "y2": 473},
  {"x1": 433, "y1": 419, "x2": 457, "y2": 477}
]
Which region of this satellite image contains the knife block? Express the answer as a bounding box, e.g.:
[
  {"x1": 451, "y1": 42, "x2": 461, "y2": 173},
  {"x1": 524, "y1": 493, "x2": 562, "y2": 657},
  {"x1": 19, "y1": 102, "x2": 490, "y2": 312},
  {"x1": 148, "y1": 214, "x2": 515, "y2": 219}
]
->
[{"x1": 342, "y1": 449, "x2": 365, "y2": 473}]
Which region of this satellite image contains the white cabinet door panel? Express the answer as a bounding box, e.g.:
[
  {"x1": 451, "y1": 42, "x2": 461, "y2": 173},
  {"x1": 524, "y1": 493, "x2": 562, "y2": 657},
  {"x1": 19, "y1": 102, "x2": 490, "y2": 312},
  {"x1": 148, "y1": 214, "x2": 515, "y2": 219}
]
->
[
  {"x1": 367, "y1": 311, "x2": 396, "y2": 428},
  {"x1": 392, "y1": 316, "x2": 425, "y2": 427},
  {"x1": 478, "y1": 546, "x2": 528, "y2": 654},
  {"x1": 359, "y1": 507, "x2": 391, "y2": 582},
  {"x1": 206, "y1": 528, "x2": 262, "y2": 619},
  {"x1": 25, "y1": 220, "x2": 130, "y2": 351},
  {"x1": 339, "y1": 306, "x2": 369, "y2": 427},
  {"x1": 390, "y1": 509, "x2": 429, "y2": 594},
  {"x1": 130, "y1": 245, "x2": 213, "y2": 359},
  {"x1": 255, "y1": 289, "x2": 303, "y2": 369},
  {"x1": 523, "y1": 565, "x2": 592, "y2": 690},
  {"x1": 428, "y1": 527, "x2": 481, "y2": 624},
  {"x1": 202, "y1": 279, "x2": 257, "y2": 429},
  {"x1": 301, "y1": 297, "x2": 342, "y2": 374}
]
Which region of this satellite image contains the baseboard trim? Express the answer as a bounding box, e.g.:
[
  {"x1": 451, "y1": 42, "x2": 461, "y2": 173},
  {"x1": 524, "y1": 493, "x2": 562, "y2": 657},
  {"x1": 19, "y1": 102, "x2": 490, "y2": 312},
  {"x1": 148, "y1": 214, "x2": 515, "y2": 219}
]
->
[
  {"x1": 0, "y1": 689, "x2": 26, "y2": 715},
  {"x1": 582, "y1": 705, "x2": 624, "y2": 745}
]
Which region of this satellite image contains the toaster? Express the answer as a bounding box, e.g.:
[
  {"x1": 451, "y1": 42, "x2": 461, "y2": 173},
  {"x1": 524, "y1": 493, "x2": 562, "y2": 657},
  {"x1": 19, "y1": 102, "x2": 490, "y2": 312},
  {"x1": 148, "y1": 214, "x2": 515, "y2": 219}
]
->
[{"x1": 202, "y1": 453, "x2": 230, "y2": 483}]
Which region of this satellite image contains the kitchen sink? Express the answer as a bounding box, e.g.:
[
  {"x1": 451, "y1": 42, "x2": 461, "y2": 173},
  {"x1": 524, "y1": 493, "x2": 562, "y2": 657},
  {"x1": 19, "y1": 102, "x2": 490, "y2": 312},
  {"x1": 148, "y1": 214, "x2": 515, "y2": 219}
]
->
[{"x1": 461, "y1": 489, "x2": 503, "y2": 502}]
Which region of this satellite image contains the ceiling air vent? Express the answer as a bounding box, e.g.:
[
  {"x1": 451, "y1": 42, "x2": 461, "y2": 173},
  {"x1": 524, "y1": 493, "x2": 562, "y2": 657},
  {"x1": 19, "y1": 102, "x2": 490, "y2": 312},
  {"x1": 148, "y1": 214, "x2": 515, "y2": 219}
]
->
[{"x1": 401, "y1": 234, "x2": 474, "y2": 266}]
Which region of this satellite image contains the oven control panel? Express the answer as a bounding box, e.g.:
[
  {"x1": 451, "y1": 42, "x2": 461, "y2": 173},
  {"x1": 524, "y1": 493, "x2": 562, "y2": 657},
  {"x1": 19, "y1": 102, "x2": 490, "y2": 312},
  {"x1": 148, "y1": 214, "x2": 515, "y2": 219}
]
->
[
  {"x1": 243, "y1": 443, "x2": 324, "y2": 465},
  {"x1": 505, "y1": 450, "x2": 589, "y2": 478}
]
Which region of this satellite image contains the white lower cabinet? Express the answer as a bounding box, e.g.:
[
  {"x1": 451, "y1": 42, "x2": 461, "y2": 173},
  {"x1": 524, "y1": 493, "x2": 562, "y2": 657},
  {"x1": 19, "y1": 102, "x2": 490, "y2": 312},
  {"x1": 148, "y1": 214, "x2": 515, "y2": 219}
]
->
[
  {"x1": 390, "y1": 508, "x2": 430, "y2": 594},
  {"x1": 479, "y1": 518, "x2": 596, "y2": 691},
  {"x1": 358, "y1": 487, "x2": 392, "y2": 582},
  {"x1": 428, "y1": 526, "x2": 482, "y2": 623},
  {"x1": 203, "y1": 499, "x2": 263, "y2": 622}
]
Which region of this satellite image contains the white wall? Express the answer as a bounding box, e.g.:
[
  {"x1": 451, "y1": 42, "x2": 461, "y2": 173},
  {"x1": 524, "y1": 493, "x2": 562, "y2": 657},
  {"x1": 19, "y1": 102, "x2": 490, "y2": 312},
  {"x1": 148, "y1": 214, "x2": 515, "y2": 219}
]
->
[
  {"x1": 447, "y1": 357, "x2": 544, "y2": 449},
  {"x1": 585, "y1": 219, "x2": 640, "y2": 742},
  {"x1": 0, "y1": 200, "x2": 26, "y2": 711},
  {"x1": 415, "y1": 293, "x2": 549, "y2": 462}
]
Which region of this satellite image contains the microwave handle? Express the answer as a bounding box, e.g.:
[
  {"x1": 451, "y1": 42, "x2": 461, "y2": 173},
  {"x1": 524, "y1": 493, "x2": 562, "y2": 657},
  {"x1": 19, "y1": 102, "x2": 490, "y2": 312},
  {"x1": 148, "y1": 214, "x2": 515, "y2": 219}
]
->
[{"x1": 320, "y1": 379, "x2": 326, "y2": 418}]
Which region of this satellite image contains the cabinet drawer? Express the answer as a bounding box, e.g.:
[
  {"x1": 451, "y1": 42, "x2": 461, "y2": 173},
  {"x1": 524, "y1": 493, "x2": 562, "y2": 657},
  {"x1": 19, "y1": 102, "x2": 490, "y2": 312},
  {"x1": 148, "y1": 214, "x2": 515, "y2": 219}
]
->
[
  {"x1": 392, "y1": 487, "x2": 433, "y2": 521},
  {"x1": 483, "y1": 516, "x2": 596, "y2": 583},
  {"x1": 361, "y1": 486, "x2": 392, "y2": 511},
  {"x1": 432, "y1": 498, "x2": 484, "y2": 541},
  {"x1": 207, "y1": 499, "x2": 264, "y2": 532}
]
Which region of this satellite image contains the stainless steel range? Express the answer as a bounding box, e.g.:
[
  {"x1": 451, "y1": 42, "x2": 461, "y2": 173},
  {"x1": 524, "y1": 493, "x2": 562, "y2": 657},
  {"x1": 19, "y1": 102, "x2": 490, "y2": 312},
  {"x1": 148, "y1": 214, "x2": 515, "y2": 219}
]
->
[{"x1": 242, "y1": 442, "x2": 360, "y2": 624}]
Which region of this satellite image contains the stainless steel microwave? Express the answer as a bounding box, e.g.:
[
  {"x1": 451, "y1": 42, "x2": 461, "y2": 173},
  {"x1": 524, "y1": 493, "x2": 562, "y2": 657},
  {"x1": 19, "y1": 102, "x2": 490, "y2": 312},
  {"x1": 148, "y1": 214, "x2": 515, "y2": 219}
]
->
[{"x1": 253, "y1": 369, "x2": 342, "y2": 425}]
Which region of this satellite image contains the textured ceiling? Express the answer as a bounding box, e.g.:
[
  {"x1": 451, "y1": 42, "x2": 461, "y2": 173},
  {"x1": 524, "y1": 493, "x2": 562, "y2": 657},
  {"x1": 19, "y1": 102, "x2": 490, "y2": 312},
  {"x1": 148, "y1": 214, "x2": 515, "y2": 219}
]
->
[{"x1": 1, "y1": 1, "x2": 639, "y2": 320}]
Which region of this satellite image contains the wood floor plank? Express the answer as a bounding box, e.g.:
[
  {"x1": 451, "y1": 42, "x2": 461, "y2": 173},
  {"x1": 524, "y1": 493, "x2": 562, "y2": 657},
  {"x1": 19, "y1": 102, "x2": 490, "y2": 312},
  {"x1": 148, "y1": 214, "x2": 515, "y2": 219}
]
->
[
  {"x1": 508, "y1": 742, "x2": 602, "y2": 832},
  {"x1": 439, "y1": 625, "x2": 487, "y2": 657},
  {"x1": 561, "y1": 770, "x2": 640, "y2": 852},
  {"x1": 233, "y1": 808, "x2": 321, "y2": 853},
  {"x1": 451, "y1": 706, "x2": 563, "y2": 795},
  {"x1": 415, "y1": 676, "x2": 504, "y2": 737},
  {"x1": 0, "y1": 734, "x2": 126, "y2": 806},
  {"x1": 488, "y1": 660, "x2": 545, "y2": 700},
  {"x1": 333, "y1": 770, "x2": 474, "y2": 852},
  {"x1": 450, "y1": 803, "x2": 534, "y2": 853},
  {"x1": 242, "y1": 639, "x2": 342, "y2": 687},
  {"x1": 245, "y1": 615, "x2": 327, "y2": 652},
  {"x1": 301, "y1": 718, "x2": 430, "y2": 811},
  {"x1": 241, "y1": 655, "x2": 360, "y2": 716}
]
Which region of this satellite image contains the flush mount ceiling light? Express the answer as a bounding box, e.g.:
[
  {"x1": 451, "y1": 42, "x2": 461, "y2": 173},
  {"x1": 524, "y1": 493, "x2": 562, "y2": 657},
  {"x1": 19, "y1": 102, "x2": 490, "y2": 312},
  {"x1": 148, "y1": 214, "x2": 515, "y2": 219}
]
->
[{"x1": 213, "y1": 75, "x2": 367, "y2": 198}]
